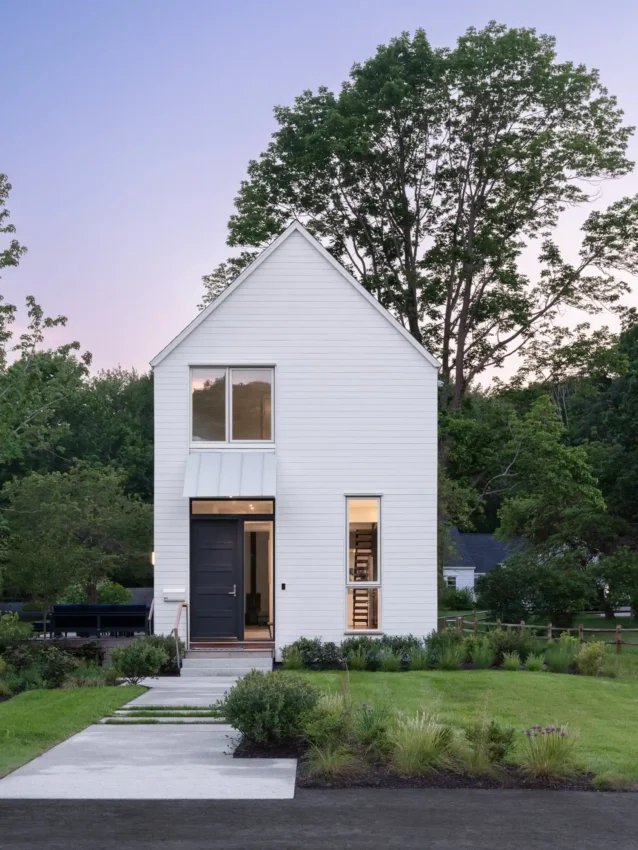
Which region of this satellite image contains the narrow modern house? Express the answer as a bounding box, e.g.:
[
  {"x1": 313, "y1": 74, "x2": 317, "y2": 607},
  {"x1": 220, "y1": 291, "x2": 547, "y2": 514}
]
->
[{"x1": 151, "y1": 221, "x2": 439, "y2": 669}]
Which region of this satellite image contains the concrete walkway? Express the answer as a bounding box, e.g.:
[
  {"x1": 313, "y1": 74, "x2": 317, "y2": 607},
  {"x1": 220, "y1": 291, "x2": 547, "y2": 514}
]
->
[{"x1": 0, "y1": 677, "x2": 297, "y2": 800}]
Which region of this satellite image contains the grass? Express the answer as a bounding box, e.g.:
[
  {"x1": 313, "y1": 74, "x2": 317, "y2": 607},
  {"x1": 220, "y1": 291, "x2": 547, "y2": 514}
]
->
[
  {"x1": 304, "y1": 670, "x2": 638, "y2": 781},
  {"x1": 0, "y1": 686, "x2": 145, "y2": 777}
]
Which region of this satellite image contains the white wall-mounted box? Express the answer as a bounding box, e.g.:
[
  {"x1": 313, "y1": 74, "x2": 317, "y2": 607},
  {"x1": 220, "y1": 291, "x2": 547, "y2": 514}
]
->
[{"x1": 163, "y1": 588, "x2": 186, "y2": 602}]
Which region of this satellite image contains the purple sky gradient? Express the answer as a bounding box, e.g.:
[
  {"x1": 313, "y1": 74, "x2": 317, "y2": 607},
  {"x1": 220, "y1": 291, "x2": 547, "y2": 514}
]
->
[{"x1": 3, "y1": 0, "x2": 638, "y2": 374}]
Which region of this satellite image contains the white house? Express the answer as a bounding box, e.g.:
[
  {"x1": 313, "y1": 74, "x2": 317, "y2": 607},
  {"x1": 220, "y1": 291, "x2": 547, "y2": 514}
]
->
[
  {"x1": 151, "y1": 221, "x2": 439, "y2": 661},
  {"x1": 443, "y1": 527, "x2": 518, "y2": 593}
]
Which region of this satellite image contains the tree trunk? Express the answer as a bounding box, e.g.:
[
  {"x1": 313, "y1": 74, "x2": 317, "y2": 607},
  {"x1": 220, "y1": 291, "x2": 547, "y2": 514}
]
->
[{"x1": 86, "y1": 582, "x2": 98, "y2": 604}]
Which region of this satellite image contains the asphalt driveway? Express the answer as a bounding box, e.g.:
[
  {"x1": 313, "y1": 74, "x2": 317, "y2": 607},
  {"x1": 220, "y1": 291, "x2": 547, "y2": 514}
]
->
[{"x1": 1, "y1": 789, "x2": 635, "y2": 850}]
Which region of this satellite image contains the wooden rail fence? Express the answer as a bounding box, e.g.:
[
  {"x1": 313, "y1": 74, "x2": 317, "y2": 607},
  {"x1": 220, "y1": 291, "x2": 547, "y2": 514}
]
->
[{"x1": 437, "y1": 614, "x2": 638, "y2": 653}]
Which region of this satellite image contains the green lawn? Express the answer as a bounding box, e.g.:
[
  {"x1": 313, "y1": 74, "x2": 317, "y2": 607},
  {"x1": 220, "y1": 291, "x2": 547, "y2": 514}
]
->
[
  {"x1": 0, "y1": 686, "x2": 145, "y2": 777},
  {"x1": 305, "y1": 670, "x2": 638, "y2": 781}
]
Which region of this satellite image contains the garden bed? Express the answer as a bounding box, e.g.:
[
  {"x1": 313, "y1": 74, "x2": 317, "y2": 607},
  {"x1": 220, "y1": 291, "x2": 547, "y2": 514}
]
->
[{"x1": 234, "y1": 738, "x2": 597, "y2": 790}]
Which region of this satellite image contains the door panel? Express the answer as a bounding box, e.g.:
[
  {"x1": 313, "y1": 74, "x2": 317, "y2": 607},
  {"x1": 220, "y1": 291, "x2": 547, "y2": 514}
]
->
[{"x1": 191, "y1": 520, "x2": 242, "y2": 639}]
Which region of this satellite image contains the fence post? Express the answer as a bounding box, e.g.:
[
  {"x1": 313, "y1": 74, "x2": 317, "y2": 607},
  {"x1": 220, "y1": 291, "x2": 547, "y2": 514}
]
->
[
  {"x1": 474, "y1": 615, "x2": 478, "y2": 636},
  {"x1": 520, "y1": 620, "x2": 525, "y2": 634},
  {"x1": 440, "y1": 618, "x2": 446, "y2": 631},
  {"x1": 496, "y1": 619, "x2": 501, "y2": 629},
  {"x1": 456, "y1": 616, "x2": 462, "y2": 632},
  {"x1": 616, "y1": 624, "x2": 622, "y2": 655},
  {"x1": 547, "y1": 623, "x2": 553, "y2": 641},
  {"x1": 578, "y1": 624, "x2": 584, "y2": 644}
]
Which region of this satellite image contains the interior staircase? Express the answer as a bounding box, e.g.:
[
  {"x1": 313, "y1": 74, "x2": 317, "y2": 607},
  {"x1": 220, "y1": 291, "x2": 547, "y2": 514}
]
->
[
  {"x1": 180, "y1": 647, "x2": 273, "y2": 677},
  {"x1": 352, "y1": 526, "x2": 375, "y2": 629}
]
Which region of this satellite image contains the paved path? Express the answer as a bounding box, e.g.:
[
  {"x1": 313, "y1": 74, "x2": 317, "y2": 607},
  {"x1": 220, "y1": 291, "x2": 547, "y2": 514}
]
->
[
  {"x1": 0, "y1": 677, "x2": 297, "y2": 800},
  {"x1": 0, "y1": 790, "x2": 635, "y2": 849}
]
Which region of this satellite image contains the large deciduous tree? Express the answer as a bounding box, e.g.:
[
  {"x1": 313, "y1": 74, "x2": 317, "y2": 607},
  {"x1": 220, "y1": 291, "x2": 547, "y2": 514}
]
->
[{"x1": 205, "y1": 23, "x2": 637, "y2": 407}]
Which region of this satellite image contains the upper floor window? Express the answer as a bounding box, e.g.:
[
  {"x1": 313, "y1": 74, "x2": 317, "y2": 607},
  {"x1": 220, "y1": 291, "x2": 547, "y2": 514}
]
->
[{"x1": 191, "y1": 367, "x2": 273, "y2": 442}]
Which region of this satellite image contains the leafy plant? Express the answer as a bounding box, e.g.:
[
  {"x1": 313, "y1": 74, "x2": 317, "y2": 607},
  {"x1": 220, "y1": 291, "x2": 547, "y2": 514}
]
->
[
  {"x1": 142, "y1": 635, "x2": 184, "y2": 674},
  {"x1": 425, "y1": 629, "x2": 464, "y2": 666},
  {"x1": 519, "y1": 725, "x2": 578, "y2": 782},
  {"x1": 3, "y1": 643, "x2": 78, "y2": 688},
  {"x1": 378, "y1": 635, "x2": 423, "y2": 656},
  {"x1": 437, "y1": 644, "x2": 465, "y2": 671},
  {"x1": 465, "y1": 720, "x2": 516, "y2": 764},
  {"x1": 576, "y1": 641, "x2": 607, "y2": 677},
  {"x1": 303, "y1": 744, "x2": 364, "y2": 779},
  {"x1": 0, "y1": 613, "x2": 33, "y2": 651},
  {"x1": 62, "y1": 662, "x2": 107, "y2": 688},
  {"x1": 525, "y1": 653, "x2": 546, "y2": 672},
  {"x1": 355, "y1": 704, "x2": 393, "y2": 759},
  {"x1": 0, "y1": 656, "x2": 7, "y2": 678},
  {"x1": 378, "y1": 650, "x2": 402, "y2": 672},
  {"x1": 346, "y1": 649, "x2": 368, "y2": 671},
  {"x1": 110, "y1": 640, "x2": 168, "y2": 685},
  {"x1": 600, "y1": 656, "x2": 621, "y2": 678},
  {"x1": 545, "y1": 633, "x2": 579, "y2": 674},
  {"x1": 390, "y1": 712, "x2": 453, "y2": 777},
  {"x1": 408, "y1": 647, "x2": 432, "y2": 671},
  {"x1": 281, "y1": 646, "x2": 304, "y2": 671},
  {"x1": 223, "y1": 671, "x2": 319, "y2": 745},
  {"x1": 281, "y1": 638, "x2": 341, "y2": 670},
  {"x1": 58, "y1": 640, "x2": 106, "y2": 666},
  {"x1": 470, "y1": 639, "x2": 495, "y2": 669},
  {"x1": 441, "y1": 586, "x2": 474, "y2": 610},
  {"x1": 487, "y1": 628, "x2": 538, "y2": 665},
  {"x1": 0, "y1": 679, "x2": 12, "y2": 698},
  {"x1": 303, "y1": 693, "x2": 353, "y2": 747},
  {"x1": 502, "y1": 651, "x2": 522, "y2": 671},
  {"x1": 4, "y1": 666, "x2": 46, "y2": 693}
]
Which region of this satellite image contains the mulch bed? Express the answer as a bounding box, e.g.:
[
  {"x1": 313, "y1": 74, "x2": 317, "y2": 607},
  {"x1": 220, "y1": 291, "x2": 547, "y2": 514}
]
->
[{"x1": 233, "y1": 738, "x2": 597, "y2": 791}]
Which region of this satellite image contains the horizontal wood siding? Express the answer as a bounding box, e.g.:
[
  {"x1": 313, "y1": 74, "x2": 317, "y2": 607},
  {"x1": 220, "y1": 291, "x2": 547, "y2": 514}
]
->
[{"x1": 154, "y1": 231, "x2": 437, "y2": 648}]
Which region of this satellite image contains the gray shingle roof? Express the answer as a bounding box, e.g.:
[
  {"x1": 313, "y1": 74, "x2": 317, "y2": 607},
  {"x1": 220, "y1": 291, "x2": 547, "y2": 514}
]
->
[{"x1": 443, "y1": 528, "x2": 520, "y2": 574}]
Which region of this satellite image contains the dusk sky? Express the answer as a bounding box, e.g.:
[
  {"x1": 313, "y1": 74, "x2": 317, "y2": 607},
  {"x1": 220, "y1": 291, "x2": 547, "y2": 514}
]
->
[{"x1": 3, "y1": 0, "x2": 638, "y2": 374}]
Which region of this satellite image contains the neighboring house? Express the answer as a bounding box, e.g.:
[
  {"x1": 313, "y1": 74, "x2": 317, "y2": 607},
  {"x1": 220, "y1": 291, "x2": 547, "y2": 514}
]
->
[
  {"x1": 443, "y1": 527, "x2": 518, "y2": 593},
  {"x1": 151, "y1": 221, "x2": 440, "y2": 657}
]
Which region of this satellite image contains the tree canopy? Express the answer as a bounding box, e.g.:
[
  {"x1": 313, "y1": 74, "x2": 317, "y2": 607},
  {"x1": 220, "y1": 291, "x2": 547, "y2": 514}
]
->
[{"x1": 204, "y1": 22, "x2": 637, "y2": 408}]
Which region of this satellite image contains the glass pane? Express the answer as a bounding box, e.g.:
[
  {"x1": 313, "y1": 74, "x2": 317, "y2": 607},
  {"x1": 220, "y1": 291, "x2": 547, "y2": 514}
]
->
[
  {"x1": 192, "y1": 500, "x2": 274, "y2": 515},
  {"x1": 192, "y1": 368, "x2": 226, "y2": 441},
  {"x1": 348, "y1": 499, "x2": 379, "y2": 582},
  {"x1": 232, "y1": 369, "x2": 272, "y2": 440},
  {"x1": 244, "y1": 521, "x2": 273, "y2": 640},
  {"x1": 347, "y1": 588, "x2": 379, "y2": 630}
]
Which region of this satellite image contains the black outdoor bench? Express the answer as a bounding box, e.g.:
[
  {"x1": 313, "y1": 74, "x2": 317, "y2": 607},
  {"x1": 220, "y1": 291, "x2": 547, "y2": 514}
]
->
[{"x1": 50, "y1": 604, "x2": 150, "y2": 637}]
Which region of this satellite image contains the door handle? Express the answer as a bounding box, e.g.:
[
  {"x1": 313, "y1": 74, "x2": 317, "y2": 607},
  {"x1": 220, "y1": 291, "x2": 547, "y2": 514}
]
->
[{"x1": 229, "y1": 585, "x2": 237, "y2": 597}]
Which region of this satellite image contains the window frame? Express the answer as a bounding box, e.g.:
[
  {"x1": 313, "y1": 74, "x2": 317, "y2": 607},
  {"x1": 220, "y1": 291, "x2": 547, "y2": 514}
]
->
[
  {"x1": 190, "y1": 366, "x2": 275, "y2": 446},
  {"x1": 446, "y1": 575, "x2": 457, "y2": 589},
  {"x1": 345, "y1": 495, "x2": 382, "y2": 633}
]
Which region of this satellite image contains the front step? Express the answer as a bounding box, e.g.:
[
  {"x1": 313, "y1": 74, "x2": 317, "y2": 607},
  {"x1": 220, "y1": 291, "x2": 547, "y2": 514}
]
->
[
  {"x1": 185, "y1": 649, "x2": 272, "y2": 660},
  {"x1": 180, "y1": 647, "x2": 273, "y2": 678}
]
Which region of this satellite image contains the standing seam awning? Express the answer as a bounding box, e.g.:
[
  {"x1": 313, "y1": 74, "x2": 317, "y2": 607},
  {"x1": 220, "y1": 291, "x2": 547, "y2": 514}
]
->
[{"x1": 183, "y1": 452, "x2": 276, "y2": 498}]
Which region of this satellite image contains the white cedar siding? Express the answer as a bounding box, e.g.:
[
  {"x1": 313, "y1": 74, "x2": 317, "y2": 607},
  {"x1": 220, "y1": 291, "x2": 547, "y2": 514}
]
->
[
  {"x1": 443, "y1": 567, "x2": 476, "y2": 592},
  {"x1": 153, "y1": 229, "x2": 438, "y2": 647}
]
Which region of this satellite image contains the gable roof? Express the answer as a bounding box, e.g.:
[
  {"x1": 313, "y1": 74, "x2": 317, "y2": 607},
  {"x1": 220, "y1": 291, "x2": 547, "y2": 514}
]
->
[
  {"x1": 443, "y1": 527, "x2": 521, "y2": 574},
  {"x1": 150, "y1": 220, "x2": 441, "y2": 369}
]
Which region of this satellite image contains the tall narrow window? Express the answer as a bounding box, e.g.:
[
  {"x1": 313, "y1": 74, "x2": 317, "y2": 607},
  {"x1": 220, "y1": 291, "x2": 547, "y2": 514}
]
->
[
  {"x1": 232, "y1": 369, "x2": 272, "y2": 440},
  {"x1": 192, "y1": 368, "x2": 226, "y2": 441},
  {"x1": 346, "y1": 498, "x2": 380, "y2": 630}
]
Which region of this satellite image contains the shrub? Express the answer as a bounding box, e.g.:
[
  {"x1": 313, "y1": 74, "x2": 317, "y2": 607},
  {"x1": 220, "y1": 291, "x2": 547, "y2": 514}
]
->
[
  {"x1": 0, "y1": 679, "x2": 12, "y2": 697},
  {"x1": 63, "y1": 663, "x2": 107, "y2": 688},
  {"x1": 425, "y1": 629, "x2": 463, "y2": 666},
  {"x1": 59, "y1": 640, "x2": 106, "y2": 666},
  {"x1": 223, "y1": 671, "x2": 319, "y2": 745},
  {"x1": 545, "y1": 633, "x2": 579, "y2": 674},
  {"x1": 465, "y1": 720, "x2": 515, "y2": 764},
  {"x1": 378, "y1": 650, "x2": 402, "y2": 672},
  {"x1": 111, "y1": 640, "x2": 168, "y2": 684},
  {"x1": 142, "y1": 635, "x2": 183, "y2": 674},
  {"x1": 576, "y1": 641, "x2": 607, "y2": 677},
  {"x1": 437, "y1": 643, "x2": 465, "y2": 671},
  {"x1": 303, "y1": 693, "x2": 353, "y2": 747},
  {"x1": 4, "y1": 643, "x2": 79, "y2": 688},
  {"x1": 4, "y1": 666, "x2": 46, "y2": 692},
  {"x1": 600, "y1": 656, "x2": 620, "y2": 678},
  {"x1": 355, "y1": 704, "x2": 393, "y2": 759},
  {"x1": 59, "y1": 580, "x2": 133, "y2": 604},
  {"x1": 104, "y1": 666, "x2": 120, "y2": 686},
  {"x1": 390, "y1": 712, "x2": 453, "y2": 777},
  {"x1": 470, "y1": 639, "x2": 495, "y2": 669},
  {"x1": 346, "y1": 649, "x2": 368, "y2": 671},
  {"x1": 408, "y1": 647, "x2": 432, "y2": 671},
  {"x1": 0, "y1": 656, "x2": 7, "y2": 678},
  {"x1": 378, "y1": 635, "x2": 423, "y2": 657},
  {"x1": 525, "y1": 653, "x2": 545, "y2": 672},
  {"x1": 519, "y1": 725, "x2": 578, "y2": 782},
  {"x1": 340, "y1": 635, "x2": 378, "y2": 657},
  {"x1": 0, "y1": 613, "x2": 33, "y2": 650},
  {"x1": 487, "y1": 628, "x2": 537, "y2": 665},
  {"x1": 502, "y1": 651, "x2": 522, "y2": 671},
  {"x1": 303, "y1": 744, "x2": 364, "y2": 779},
  {"x1": 281, "y1": 638, "x2": 342, "y2": 670},
  {"x1": 281, "y1": 646, "x2": 304, "y2": 671},
  {"x1": 440, "y1": 586, "x2": 474, "y2": 610}
]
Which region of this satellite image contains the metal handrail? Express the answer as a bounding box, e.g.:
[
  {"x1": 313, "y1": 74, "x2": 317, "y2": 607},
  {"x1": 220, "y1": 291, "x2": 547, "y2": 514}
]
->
[
  {"x1": 171, "y1": 602, "x2": 188, "y2": 672},
  {"x1": 147, "y1": 599, "x2": 155, "y2": 635}
]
